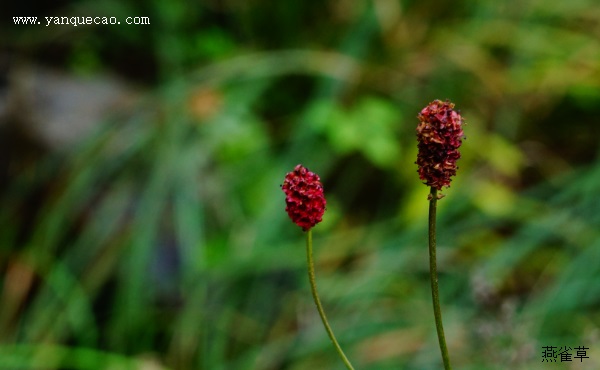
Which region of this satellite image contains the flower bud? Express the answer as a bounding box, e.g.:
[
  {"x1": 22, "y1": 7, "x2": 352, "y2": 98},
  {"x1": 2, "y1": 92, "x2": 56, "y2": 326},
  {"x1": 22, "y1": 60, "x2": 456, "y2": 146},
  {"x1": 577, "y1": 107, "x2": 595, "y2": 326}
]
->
[
  {"x1": 281, "y1": 165, "x2": 326, "y2": 231},
  {"x1": 416, "y1": 99, "x2": 465, "y2": 190}
]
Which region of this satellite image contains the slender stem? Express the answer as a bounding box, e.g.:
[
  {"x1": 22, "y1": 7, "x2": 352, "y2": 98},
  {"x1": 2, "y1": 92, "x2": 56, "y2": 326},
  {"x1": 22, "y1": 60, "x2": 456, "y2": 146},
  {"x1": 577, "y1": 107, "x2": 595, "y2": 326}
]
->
[
  {"x1": 428, "y1": 187, "x2": 452, "y2": 370},
  {"x1": 305, "y1": 229, "x2": 355, "y2": 370}
]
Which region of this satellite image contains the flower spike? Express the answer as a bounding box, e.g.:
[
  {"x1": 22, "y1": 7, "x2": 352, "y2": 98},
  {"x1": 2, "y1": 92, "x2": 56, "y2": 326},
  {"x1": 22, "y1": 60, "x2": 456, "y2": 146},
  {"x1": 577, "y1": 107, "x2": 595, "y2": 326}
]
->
[
  {"x1": 281, "y1": 164, "x2": 326, "y2": 231},
  {"x1": 416, "y1": 100, "x2": 465, "y2": 193}
]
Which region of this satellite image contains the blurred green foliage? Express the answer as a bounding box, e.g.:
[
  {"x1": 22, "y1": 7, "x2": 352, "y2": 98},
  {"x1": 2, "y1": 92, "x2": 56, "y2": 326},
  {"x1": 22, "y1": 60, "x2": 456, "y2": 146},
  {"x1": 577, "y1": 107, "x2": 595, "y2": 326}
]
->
[{"x1": 2, "y1": 0, "x2": 600, "y2": 369}]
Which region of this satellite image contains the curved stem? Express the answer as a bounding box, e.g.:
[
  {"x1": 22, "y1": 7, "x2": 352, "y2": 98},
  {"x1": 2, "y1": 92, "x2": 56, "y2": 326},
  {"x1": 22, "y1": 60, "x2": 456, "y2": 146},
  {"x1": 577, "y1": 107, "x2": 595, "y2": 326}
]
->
[
  {"x1": 305, "y1": 229, "x2": 355, "y2": 370},
  {"x1": 429, "y1": 187, "x2": 452, "y2": 370}
]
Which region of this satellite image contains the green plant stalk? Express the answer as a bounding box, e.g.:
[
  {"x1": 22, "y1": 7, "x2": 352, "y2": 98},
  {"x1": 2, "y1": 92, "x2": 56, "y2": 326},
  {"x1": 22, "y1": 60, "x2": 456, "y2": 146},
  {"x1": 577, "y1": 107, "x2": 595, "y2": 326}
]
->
[
  {"x1": 305, "y1": 229, "x2": 355, "y2": 370},
  {"x1": 428, "y1": 187, "x2": 452, "y2": 370}
]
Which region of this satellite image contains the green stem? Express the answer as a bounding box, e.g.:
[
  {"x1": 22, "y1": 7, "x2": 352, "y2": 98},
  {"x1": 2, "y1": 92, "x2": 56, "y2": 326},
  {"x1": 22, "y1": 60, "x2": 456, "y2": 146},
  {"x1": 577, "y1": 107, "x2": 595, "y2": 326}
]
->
[
  {"x1": 428, "y1": 187, "x2": 452, "y2": 370},
  {"x1": 305, "y1": 229, "x2": 355, "y2": 370}
]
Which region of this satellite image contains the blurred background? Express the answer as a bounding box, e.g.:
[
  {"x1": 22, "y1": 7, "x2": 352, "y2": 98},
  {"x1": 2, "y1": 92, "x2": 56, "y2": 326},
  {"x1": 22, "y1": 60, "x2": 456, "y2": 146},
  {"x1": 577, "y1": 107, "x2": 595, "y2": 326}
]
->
[{"x1": 2, "y1": 0, "x2": 600, "y2": 369}]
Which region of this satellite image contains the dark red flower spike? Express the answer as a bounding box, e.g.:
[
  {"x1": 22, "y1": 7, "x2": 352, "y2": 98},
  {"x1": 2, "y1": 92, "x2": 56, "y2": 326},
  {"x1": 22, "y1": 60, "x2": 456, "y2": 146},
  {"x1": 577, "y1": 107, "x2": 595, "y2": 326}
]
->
[
  {"x1": 282, "y1": 164, "x2": 326, "y2": 231},
  {"x1": 416, "y1": 100, "x2": 465, "y2": 192}
]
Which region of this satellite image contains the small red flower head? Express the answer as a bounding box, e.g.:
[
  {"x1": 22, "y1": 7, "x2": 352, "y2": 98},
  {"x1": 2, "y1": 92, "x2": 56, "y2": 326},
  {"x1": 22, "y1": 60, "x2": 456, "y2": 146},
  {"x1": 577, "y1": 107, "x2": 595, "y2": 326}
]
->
[
  {"x1": 281, "y1": 164, "x2": 326, "y2": 231},
  {"x1": 416, "y1": 99, "x2": 465, "y2": 191}
]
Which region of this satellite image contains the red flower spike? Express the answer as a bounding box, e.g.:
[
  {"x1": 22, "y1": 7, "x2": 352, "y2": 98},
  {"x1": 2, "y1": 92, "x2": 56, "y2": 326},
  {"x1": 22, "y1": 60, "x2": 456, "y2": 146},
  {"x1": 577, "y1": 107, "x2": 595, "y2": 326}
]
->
[
  {"x1": 416, "y1": 99, "x2": 465, "y2": 191},
  {"x1": 282, "y1": 164, "x2": 326, "y2": 231}
]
